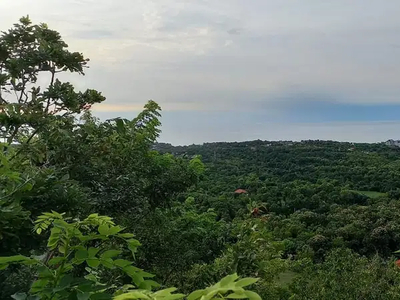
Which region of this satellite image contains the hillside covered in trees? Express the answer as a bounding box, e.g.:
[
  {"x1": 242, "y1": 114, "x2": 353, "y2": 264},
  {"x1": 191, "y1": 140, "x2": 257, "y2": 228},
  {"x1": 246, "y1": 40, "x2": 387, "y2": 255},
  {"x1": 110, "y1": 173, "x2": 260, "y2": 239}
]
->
[{"x1": 2, "y1": 17, "x2": 400, "y2": 300}]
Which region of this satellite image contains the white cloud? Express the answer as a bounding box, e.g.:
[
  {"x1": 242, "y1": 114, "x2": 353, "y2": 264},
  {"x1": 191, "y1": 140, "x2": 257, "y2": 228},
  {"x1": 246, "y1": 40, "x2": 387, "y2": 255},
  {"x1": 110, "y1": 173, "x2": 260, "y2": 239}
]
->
[{"x1": 0, "y1": 0, "x2": 399, "y2": 116}]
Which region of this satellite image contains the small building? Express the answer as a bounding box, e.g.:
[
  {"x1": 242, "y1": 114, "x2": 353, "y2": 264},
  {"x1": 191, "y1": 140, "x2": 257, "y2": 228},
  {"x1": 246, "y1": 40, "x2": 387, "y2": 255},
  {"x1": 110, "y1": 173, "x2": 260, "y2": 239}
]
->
[
  {"x1": 385, "y1": 139, "x2": 400, "y2": 147},
  {"x1": 234, "y1": 189, "x2": 248, "y2": 194}
]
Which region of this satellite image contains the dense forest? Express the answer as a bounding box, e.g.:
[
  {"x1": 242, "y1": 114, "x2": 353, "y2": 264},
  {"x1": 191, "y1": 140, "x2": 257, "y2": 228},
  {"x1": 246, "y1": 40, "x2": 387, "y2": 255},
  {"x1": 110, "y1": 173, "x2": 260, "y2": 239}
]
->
[{"x1": 2, "y1": 17, "x2": 400, "y2": 300}]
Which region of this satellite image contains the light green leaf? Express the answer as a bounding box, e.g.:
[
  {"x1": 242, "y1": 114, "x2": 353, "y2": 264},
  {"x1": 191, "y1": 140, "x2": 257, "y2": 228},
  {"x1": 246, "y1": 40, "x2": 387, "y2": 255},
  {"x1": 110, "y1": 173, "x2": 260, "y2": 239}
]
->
[
  {"x1": 140, "y1": 280, "x2": 160, "y2": 290},
  {"x1": 118, "y1": 233, "x2": 135, "y2": 238},
  {"x1": 108, "y1": 225, "x2": 124, "y2": 235},
  {"x1": 202, "y1": 290, "x2": 219, "y2": 300},
  {"x1": 220, "y1": 273, "x2": 239, "y2": 287},
  {"x1": 162, "y1": 294, "x2": 186, "y2": 300},
  {"x1": 98, "y1": 224, "x2": 109, "y2": 235},
  {"x1": 114, "y1": 291, "x2": 151, "y2": 300},
  {"x1": 244, "y1": 291, "x2": 262, "y2": 300},
  {"x1": 234, "y1": 278, "x2": 259, "y2": 288},
  {"x1": 127, "y1": 239, "x2": 141, "y2": 256},
  {"x1": 187, "y1": 290, "x2": 205, "y2": 300},
  {"x1": 153, "y1": 288, "x2": 177, "y2": 296},
  {"x1": 137, "y1": 271, "x2": 155, "y2": 278},
  {"x1": 131, "y1": 273, "x2": 144, "y2": 287},
  {"x1": 226, "y1": 293, "x2": 248, "y2": 299}
]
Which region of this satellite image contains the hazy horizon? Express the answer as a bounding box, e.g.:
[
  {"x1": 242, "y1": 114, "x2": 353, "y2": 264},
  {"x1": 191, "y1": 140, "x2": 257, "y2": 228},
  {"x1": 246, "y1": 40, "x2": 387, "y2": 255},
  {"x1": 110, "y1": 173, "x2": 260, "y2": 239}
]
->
[{"x1": 2, "y1": 0, "x2": 400, "y2": 145}]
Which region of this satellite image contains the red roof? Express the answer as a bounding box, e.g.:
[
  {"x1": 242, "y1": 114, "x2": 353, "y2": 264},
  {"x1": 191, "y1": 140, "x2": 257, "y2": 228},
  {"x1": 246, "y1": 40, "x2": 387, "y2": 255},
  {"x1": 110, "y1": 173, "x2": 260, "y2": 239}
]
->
[
  {"x1": 234, "y1": 189, "x2": 247, "y2": 194},
  {"x1": 395, "y1": 259, "x2": 400, "y2": 268}
]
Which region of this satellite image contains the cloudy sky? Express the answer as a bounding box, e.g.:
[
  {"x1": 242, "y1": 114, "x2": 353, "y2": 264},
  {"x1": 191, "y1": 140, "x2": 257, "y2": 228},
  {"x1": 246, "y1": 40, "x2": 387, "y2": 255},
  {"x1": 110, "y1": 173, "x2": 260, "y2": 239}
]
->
[{"x1": 1, "y1": 0, "x2": 400, "y2": 144}]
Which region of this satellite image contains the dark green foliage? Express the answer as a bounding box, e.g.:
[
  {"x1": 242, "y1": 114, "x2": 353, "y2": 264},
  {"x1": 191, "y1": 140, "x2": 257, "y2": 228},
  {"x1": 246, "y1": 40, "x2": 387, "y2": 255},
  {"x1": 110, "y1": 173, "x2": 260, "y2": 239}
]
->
[
  {"x1": 132, "y1": 199, "x2": 230, "y2": 287},
  {"x1": 291, "y1": 248, "x2": 400, "y2": 299}
]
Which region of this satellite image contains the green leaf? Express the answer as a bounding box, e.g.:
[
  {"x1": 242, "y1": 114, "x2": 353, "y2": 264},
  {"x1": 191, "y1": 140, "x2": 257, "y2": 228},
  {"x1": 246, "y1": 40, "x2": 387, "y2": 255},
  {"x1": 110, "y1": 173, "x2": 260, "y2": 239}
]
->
[
  {"x1": 226, "y1": 293, "x2": 248, "y2": 299},
  {"x1": 114, "y1": 291, "x2": 150, "y2": 300},
  {"x1": 87, "y1": 258, "x2": 100, "y2": 268},
  {"x1": 11, "y1": 293, "x2": 27, "y2": 300},
  {"x1": 187, "y1": 290, "x2": 205, "y2": 300},
  {"x1": 118, "y1": 233, "x2": 135, "y2": 238},
  {"x1": 85, "y1": 274, "x2": 98, "y2": 282},
  {"x1": 108, "y1": 225, "x2": 124, "y2": 235},
  {"x1": 48, "y1": 257, "x2": 65, "y2": 266},
  {"x1": 123, "y1": 266, "x2": 141, "y2": 276},
  {"x1": 22, "y1": 259, "x2": 39, "y2": 266},
  {"x1": 162, "y1": 294, "x2": 185, "y2": 300},
  {"x1": 114, "y1": 259, "x2": 132, "y2": 268},
  {"x1": 220, "y1": 273, "x2": 239, "y2": 287},
  {"x1": 88, "y1": 247, "x2": 100, "y2": 257},
  {"x1": 154, "y1": 288, "x2": 178, "y2": 296},
  {"x1": 59, "y1": 274, "x2": 74, "y2": 288},
  {"x1": 37, "y1": 266, "x2": 53, "y2": 279},
  {"x1": 77, "y1": 292, "x2": 90, "y2": 300},
  {"x1": 244, "y1": 291, "x2": 262, "y2": 300},
  {"x1": 91, "y1": 293, "x2": 113, "y2": 300},
  {"x1": 30, "y1": 279, "x2": 49, "y2": 293},
  {"x1": 87, "y1": 213, "x2": 99, "y2": 219},
  {"x1": 98, "y1": 224, "x2": 109, "y2": 235},
  {"x1": 141, "y1": 280, "x2": 160, "y2": 289},
  {"x1": 116, "y1": 118, "x2": 126, "y2": 134},
  {"x1": 202, "y1": 290, "x2": 219, "y2": 300},
  {"x1": 127, "y1": 239, "x2": 141, "y2": 256},
  {"x1": 234, "y1": 278, "x2": 259, "y2": 288},
  {"x1": 101, "y1": 250, "x2": 122, "y2": 259},
  {"x1": 0, "y1": 255, "x2": 30, "y2": 264},
  {"x1": 59, "y1": 245, "x2": 66, "y2": 254},
  {"x1": 47, "y1": 237, "x2": 58, "y2": 249},
  {"x1": 61, "y1": 173, "x2": 70, "y2": 181},
  {"x1": 131, "y1": 273, "x2": 144, "y2": 287},
  {"x1": 137, "y1": 270, "x2": 155, "y2": 278},
  {"x1": 101, "y1": 258, "x2": 114, "y2": 269},
  {"x1": 75, "y1": 249, "x2": 88, "y2": 260},
  {"x1": 0, "y1": 264, "x2": 9, "y2": 270}
]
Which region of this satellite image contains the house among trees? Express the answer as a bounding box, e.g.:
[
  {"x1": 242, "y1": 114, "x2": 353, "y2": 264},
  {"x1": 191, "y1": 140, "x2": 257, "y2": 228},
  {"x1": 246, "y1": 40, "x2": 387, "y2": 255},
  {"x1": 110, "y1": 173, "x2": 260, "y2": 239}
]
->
[
  {"x1": 385, "y1": 139, "x2": 400, "y2": 147},
  {"x1": 234, "y1": 188, "x2": 248, "y2": 194}
]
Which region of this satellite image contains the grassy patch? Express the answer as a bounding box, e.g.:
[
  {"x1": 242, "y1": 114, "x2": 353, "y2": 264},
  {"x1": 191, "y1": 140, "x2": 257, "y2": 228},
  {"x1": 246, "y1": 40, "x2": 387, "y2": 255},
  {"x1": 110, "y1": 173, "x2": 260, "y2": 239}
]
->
[
  {"x1": 276, "y1": 271, "x2": 297, "y2": 286},
  {"x1": 349, "y1": 190, "x2": 387, "y2": 199}
]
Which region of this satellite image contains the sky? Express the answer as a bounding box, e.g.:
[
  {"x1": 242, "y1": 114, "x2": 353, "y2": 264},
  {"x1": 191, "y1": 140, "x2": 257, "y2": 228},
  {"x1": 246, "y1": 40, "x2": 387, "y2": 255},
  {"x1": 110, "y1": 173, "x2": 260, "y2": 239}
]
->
[{"x1": 1, "y1": 0, "x2": 400, "y2": 145}]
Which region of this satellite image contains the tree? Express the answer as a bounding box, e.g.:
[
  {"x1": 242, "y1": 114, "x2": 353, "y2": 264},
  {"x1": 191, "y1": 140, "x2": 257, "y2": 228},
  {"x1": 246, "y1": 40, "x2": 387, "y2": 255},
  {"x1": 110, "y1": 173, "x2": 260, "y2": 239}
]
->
[{"x1": 0, "y1": 16, "x2": 104, "y2": 148}]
